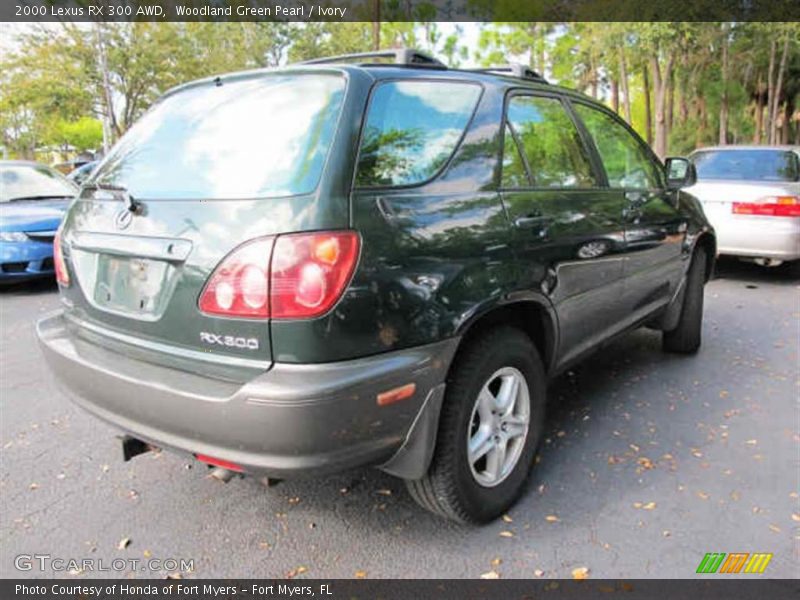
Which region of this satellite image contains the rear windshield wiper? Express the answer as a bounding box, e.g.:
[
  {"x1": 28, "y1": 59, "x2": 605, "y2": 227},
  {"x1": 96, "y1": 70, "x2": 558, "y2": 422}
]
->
[{"x1": 83, "y1": 183, "x2": 142, "y2": 214}]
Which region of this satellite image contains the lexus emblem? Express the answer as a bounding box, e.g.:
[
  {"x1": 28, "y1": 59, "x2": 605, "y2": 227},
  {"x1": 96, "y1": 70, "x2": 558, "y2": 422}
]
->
[{"x1": 115, "y1": 208, "x2": 133, "y2": 230}]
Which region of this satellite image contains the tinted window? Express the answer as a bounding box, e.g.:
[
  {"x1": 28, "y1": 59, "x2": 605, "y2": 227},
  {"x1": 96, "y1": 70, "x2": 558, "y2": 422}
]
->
[
  {"x1": 90, "y1": 74, "x2": 345, "y2": 199},
  {"x1": 0, "y1": 165, "x2": 78, "y2": 202},
  {"x1": 502, "y1": 124, "x2": 530, "y2": 189},
  {"x1": 692, "y1": 149, "x2": 799, "y2": 182},
  {"x1": 574, "y1": 103, "x2": 661, "y2": 189},
  {"x1": 504, "y1": 96, "x2": 596, "y2": 188},
  {"x1": 355, "y1": 81, "x2": 481, "y2": 187}
]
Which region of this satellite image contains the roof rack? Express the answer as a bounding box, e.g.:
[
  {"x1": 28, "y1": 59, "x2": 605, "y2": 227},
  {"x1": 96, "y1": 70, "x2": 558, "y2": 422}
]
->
[
  {"x1": 467, "y1": 64, "x2": 548, "y2": 84},
  {"x1": 300, "y1": 49, "x2": 446, "y2": 69}
]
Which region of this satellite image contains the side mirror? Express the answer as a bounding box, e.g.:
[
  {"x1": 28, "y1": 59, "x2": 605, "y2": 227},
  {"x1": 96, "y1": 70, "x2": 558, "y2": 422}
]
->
[{"x1": 665, "y1": 157, "x2": 696, "y2": 190}]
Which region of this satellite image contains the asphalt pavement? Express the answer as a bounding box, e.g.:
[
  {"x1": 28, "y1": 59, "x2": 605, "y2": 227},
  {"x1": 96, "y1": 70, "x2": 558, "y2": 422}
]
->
[{"x1": 1, "y1": 258, "x2": 798, "y2": 579}]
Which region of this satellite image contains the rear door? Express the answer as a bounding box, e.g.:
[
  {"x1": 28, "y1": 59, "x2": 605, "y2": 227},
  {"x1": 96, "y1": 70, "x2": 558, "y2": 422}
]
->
[
  {"x1": 499, "y1": 92, "x2": 627, "y2": 368},
  {"x1": 59, "y1": 72, "x2": 349, "y2": 380},
  {"x1": 571, "y1": 101, "x2": 687, "y2": 325}
]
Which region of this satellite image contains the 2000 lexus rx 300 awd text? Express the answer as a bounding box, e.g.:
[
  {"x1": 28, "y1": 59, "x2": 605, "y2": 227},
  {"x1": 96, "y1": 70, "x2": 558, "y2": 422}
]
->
[{"x1": 37, "y1": 51, "x2": 716, "y2": 523}]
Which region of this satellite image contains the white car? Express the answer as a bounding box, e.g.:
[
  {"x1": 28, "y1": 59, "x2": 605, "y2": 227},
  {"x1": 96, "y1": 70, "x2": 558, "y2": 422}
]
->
[{"x1": 686, "y1": 145, "x2": 800, "y2": 266}]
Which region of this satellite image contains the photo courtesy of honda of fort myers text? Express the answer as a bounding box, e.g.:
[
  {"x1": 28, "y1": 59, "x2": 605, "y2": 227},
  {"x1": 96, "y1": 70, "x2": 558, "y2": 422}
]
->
[{"x1": 1, "y1": 0, "x2": 799, "y2": 598}]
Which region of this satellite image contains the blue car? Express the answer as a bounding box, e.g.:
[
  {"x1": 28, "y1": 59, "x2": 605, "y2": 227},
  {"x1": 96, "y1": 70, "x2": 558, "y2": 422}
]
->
[{"x1": 0, "y1": 161, "x2": 78, "y2": 283}]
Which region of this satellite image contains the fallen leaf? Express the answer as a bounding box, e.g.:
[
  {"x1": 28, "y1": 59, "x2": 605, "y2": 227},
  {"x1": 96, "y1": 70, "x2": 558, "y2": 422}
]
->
[
  {"x1": 117, "y1": 538, "x2": 131, "y2": 550},
  {"x1": 792, "y1": 513, "x2": 800, "y2": 522},
  {"x1": 719, "y1": 390, "x2": 729, "y2": 398},
  {"x1": 768, "y1": 524, "x2": 781, "y2": 533},
  {"x1": 287, "y1": 566, "x2": 308, "y2": 578},
  {"x1": 572, "y1": 567, "x2": 590, "y2": 580},
  {"x1": 633, "y1": 502, "x2": 643, "y2": 509},
  {"x1": 545, "y1": 515, "x2": 559, "y2": 522},
  {"x1": 629, "y1": 444, "x2": 640, "y2": 452},
  {"x1": 502, "y1": 514, "x2": 513, "y2": 523},
  {"x1": 354, "y1": 570, "x2": 367, "y2": 579},
  {"x1": 745, "y1": 439, "x2": 758, "y2": 445},
  {"x1": 165, "y1": 574, "x2": 182, "y2": 580},
  {"x1": 491, "y1": 558, "x2": 502, "y2": 567},
  {"x1": 376, "y1": 489, "x2": 392, "y2": 496},
  {"x1": 480, "y1": 570, "x2": 500, "y2": 579},
  {"x1": 534, "y1": 569, "x2": 545, "y2": 577},
  {"x1": 691, "y1": 449, "x2": 703, "y2": 459},
  {"x1": 499, "y1": 530, "x2": 514, "y2": 538},
  {"x1": 29, "y1": 483, "x2": 39, "y2": 490},
  {"x1": 143, "y1": 549, "x2": 152, "y2": 558},
  {"x1": 730, "y1": 491, "x2": 740, "y2": 501},
  {"x1": 637, "y1": 457, "x2": 655, "y2": 470},
  {"x1": 662, "y1": 530, "x2": 671, "y2": 537},
  {"x1": 288, "y1": 496, "x2": 301, "y2": 505},
  {"x1": 642, "y1": 501, "x2": 657, "y2": 510},
  {"x1": 696, "y1": 491, "x2": 710, "y2": 500}
]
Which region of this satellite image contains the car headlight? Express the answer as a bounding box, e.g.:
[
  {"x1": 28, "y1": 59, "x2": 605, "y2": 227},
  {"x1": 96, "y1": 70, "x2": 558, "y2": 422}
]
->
[{"x1": 0, "y1": 232, "x2": 28, "y2": 242}]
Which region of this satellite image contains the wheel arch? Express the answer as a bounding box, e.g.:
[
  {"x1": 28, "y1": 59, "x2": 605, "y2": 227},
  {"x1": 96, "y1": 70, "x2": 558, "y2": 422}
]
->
[{"x1": 452, "y1": 297, "x2": 558, "y2": 377}]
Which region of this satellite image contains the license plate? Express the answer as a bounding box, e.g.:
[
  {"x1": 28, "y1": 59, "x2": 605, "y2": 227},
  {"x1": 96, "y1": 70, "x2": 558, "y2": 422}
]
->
[{"x1": 94, "y1": 255, "x2": 168, "y2": 315}]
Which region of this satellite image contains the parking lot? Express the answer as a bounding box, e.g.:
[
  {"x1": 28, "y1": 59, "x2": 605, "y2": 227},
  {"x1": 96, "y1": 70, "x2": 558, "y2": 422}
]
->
[{"x1": 0, "y1": 258, "x2": 797, "y2": 579}]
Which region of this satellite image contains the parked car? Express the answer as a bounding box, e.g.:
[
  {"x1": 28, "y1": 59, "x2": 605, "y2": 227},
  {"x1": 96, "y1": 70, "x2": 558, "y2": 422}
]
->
[
  {"x1": 67, "y1": 161, "x2": 98, "y2": 186},
  {"x1": 687, "y1": 145, "x2": 799, "y2": 266},
  {"x1": 0, "y1": 161, "x2": 78, "y2": 283},
  {"x1": 37, "y1": 50, "x2": 715, "y2": 522}
]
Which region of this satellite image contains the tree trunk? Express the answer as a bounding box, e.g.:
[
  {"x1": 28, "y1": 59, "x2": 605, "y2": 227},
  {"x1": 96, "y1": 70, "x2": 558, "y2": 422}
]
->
[
  {"x1": 771, "y1": 34, "x2": 789, "y2": 144},
  {"x1": 667, "y1": 71, "x2": 674, "y2": 131},
  {"x1": 611, "y1": 78, "x2": 619, "y2": 114},
  {"x1": 766, "y1": 39, "x2": 776, "y2": 143},
  {"x1": 719, "y1": 25, "x2": 729, "y2": 145},
  {"x1": 372, "y1": 0, "x2": 380, "y2": 51},
  {"x1": 95, "y1": 24, "x2": 117, "y2": 149},
  {"x1": 619, "y1": 48, "x2": 632, "y2": 124},
  {"x1": 650, "y1": 52, "x2": 675, "y2": 160},
  {"x1": 643, "y1": 65, "x2": 653, "y2": 146},
  {"x1": 754, "y1": 73, "x2": 764, "y2": 144}
]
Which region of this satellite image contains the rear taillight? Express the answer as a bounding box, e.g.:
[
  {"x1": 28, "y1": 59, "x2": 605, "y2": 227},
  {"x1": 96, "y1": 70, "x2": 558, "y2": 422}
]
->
[
  {"x1": 53, "y1": 230, "x2": 70, "y2": 286},
  {"x1": 270, "y1": 231, "x2": 360, "y2": 319},
  {"x1": 198, "y1": 231, "x2": 360, "y2": 320},
  {"x1": 732, "y1": 196, "x2": 800, "y2": 217},
  {"x1": 198, "y1": 237, "x2": 273, "y2": 317}
]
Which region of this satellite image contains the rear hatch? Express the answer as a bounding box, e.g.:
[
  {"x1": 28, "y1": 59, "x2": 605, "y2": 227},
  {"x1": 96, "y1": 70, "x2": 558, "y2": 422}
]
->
[{"x1": 58, "y1": 71, "x2": 348, "y2": 381}]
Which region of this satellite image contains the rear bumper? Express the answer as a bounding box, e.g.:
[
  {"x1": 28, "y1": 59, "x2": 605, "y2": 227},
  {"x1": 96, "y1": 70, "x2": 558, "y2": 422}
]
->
[
  {"x1": 37, "y1": 310, "x2": 458, "y2": 478},
  {"x1": 715, "y1": 216, "x2": 800, "y2": 261}
]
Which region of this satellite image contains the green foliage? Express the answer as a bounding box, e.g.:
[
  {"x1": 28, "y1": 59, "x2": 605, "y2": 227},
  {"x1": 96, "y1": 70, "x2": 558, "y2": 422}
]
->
[{"x1": 1, "y1": 22, "x2": 798, "y2": 160}]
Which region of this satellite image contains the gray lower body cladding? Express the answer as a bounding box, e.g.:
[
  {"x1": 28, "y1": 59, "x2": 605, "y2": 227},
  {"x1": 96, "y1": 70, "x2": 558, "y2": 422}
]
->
[{"x1": 36, "y1": 310, "x2": 459, "y2": 478}]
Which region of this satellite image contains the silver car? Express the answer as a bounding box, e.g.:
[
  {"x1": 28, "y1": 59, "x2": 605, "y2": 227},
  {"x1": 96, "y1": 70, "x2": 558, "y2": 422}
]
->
[{"x1": 686, "y1": 145, "x2": 800, "y2": 266}]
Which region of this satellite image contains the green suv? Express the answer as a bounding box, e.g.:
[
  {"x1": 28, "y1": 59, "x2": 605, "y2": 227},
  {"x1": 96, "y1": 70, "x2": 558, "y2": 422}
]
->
[{"x1": 37, "y1": 50, "x2": 715, "y2": 523}]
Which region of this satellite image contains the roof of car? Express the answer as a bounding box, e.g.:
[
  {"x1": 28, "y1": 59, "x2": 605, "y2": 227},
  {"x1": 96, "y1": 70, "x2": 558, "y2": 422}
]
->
[
  {"x1": 691, "y1": 145, "x2": 800, "y2": 153},
  {"x1": 160, "y1": 62, "x2": 594, "y2": 109}
]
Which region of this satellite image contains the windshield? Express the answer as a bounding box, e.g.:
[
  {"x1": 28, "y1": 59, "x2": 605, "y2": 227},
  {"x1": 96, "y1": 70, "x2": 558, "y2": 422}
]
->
[
  {"x1": 90, "y1": 73, "x2": 346, "y2": 200},
  {"x1": 692, "y1": 149, "x2": 799, "y2": 182},
  {"x1": 0, "y1": 164, "x2": 78, "y2": 203}
]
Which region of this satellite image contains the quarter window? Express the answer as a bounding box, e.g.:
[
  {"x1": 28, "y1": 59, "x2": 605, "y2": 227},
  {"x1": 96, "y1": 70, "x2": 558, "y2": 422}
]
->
[
  {"x1": 574, "y1": 103, "x2": 662, "y2": 189},
  {"x1": 503, "y1": 95, "x2": 596, "y2": 189},
  {"x1": 355, "y1": 81, "x2": 481, "y2": 187}
]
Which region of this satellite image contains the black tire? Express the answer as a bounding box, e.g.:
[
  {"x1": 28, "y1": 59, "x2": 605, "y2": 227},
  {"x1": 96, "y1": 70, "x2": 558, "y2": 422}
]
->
[
  {"x1": 405, "y1": 326, "x2": 546, "y2": 523},
  {"x1": 663, "y1": 247, "x2": 707, "y2": 354}
]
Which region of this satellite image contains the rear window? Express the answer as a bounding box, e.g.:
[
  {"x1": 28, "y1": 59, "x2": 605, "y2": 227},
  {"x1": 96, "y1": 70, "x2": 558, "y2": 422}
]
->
[
  {"x1": 90, "y1": 74, "x2": 346, "y2": 199},
  {"x1": 355, "y1": 80, "x2": 481, "y2": 187},
  {"x1": 692, "y1": 149, "x2": 799, "y2": 182}
]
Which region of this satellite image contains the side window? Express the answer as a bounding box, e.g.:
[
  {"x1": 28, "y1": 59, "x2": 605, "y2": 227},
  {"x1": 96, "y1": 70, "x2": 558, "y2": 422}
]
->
[
  {"x1": 503, "y1": 95, "x2": 596, "y2": 189},
  {"x1": 573, "y1": 103, "x2": 662, "y2": 189},
  {"x1": 501, "y1": 124, "x2": 529, "y2": 189},
  {"x1": 355, "y1": 80, "x2": 481, "y2": 187}
]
